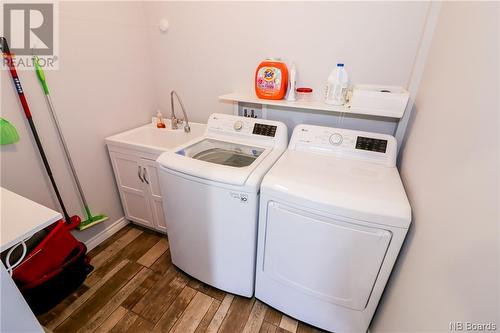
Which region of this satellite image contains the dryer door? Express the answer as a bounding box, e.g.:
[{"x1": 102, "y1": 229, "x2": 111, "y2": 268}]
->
[{"x1": 262, "y1": 201, "x2": 392, "y2": 311}]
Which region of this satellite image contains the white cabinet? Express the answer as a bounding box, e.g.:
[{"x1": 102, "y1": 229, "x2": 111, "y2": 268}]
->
[
  {"x1": 109, "y1": 151, "x2": 167, "y2": 233},
  {"x1": 106, "y1": 121, "x2": 206, "y2": 233},
  {"x1": 142, "y1": 158, "x2": 167, "y2": 232}
]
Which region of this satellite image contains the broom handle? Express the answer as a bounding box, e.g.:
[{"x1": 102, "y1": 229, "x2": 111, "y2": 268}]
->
[
  {"x1": 1, "y1": 37, "x2": 71, "y2": 222},
  {"x1": 42, "y1": 85, "x2": 90, "y2": 213},
  {"x1": 34, "y1": 57, "x2": 90, "y2": 213}
]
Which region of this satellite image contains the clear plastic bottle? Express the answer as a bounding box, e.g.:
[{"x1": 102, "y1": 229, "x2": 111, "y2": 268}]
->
[
  {"x1": 156, "y1": 110, "x2": 166, "y2": 128},
  {"x1": 325, "y1": 63, "x2": 349, "y2": 105}
]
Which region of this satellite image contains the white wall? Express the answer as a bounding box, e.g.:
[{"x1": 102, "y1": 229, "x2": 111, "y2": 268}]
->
[
  {"x1": 371, "y1": 2, "x2": 499, "y2": 332},
  {"x1": 2, "y1": 2, "x2": 497, "y2": 329},
  {"x1": 1, "y1": 1, "x2": 432, "y2": 243},
  {"x1": 0, "y1": 2, "x2": 156, "y2": 241},
  {"x1": 143, "y1": 1, "x2": 430, "y2": 122}
]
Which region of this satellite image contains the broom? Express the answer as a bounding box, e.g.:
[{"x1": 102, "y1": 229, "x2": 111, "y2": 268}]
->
[{"x1": 34, "y1": 56, "x2": 108, "y2": 230}]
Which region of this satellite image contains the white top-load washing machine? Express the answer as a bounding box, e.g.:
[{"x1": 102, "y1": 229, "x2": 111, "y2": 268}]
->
[
  {"x1": 255, "y1": 124, "x2": 411, "y2": 332},
  {"x1": 157, "y1": 113, "x2": 287, "y2": 297}
]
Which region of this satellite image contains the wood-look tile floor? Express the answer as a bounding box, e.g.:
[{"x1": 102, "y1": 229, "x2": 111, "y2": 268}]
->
[{"x1": 37, "y1": 224, "x2": 325, "y2": 333}]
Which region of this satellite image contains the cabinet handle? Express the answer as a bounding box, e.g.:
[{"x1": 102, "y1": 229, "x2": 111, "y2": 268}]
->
[
  {"x1": 143, "y1": 167, "x2": 149, "y2": 184},
  {"x1": 138, "y1": 166, "x2": 144, "y2": 183}
]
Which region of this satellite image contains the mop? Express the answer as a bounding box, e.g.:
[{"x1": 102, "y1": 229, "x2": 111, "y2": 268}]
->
[
  {"x1": 33, "y1": 56, "x2": 108, "y2": 230},
  {"x1": 1, "y1": 37, "x2": 80, "y2": 227}
]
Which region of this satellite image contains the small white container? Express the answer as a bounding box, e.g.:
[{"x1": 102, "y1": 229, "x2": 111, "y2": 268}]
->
[
  {"x1": 295, "y1": 88, "x2": 313, "y2": 102},
  {"x1": 348, "y1": 85, "x2": 410, "y2": 118}
]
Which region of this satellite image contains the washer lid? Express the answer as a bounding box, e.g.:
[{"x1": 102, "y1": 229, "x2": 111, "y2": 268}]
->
[
  {"x1": 157, "y1": 137, "x2": 272, "y2": 186},
  {"x1": 261, "y1": 150, "x2": 411, "y2": 228}
]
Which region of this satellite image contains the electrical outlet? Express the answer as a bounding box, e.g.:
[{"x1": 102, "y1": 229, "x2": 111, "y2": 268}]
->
[{"x1": 239, "y1": 104, "x2": 263, "y2": 118}]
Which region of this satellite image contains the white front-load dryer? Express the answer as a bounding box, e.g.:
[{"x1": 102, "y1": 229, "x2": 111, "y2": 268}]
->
[
  {"x1": 255, "y1": 125, "x2": 411, "y2": 332},
  {"x1": 157, "y1": 113, "x2": 287, "y2": 297}
]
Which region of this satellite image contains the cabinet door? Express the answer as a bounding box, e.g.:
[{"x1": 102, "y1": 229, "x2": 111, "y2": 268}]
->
[
  {"x1": 109, "y1": 152, "x2": 154, "y2": 228},
  {"x1": 141, "y1": 159, "x2": 167, "y2": 233}
]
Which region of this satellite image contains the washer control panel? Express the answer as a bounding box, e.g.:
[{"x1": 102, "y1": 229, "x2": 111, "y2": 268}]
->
[
  {"x1": 206, "y1": 113, "x2": 287, "y2": 148},
  {"x1": 289, "y1": 125, "x2": 397, "y2": 166},
  {"x1": 233, "y1": 120, "x2": 244, "y2": 131},
  {"x1": 252, "y1": 123, "x2": 277, "y2": 137}
]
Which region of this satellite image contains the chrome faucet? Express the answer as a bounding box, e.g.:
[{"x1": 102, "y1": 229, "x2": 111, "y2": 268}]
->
[{"x1": 170, "y1": 90, "x2": 191, "y2": 133}]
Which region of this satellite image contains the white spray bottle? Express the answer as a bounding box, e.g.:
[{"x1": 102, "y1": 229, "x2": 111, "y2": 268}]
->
[{"x1": 286, "y1": 63, "x2": 297, "y2": 102}]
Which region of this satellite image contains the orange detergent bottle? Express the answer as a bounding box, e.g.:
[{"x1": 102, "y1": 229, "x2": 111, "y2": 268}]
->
[{"x1": 255, "y1": 58, "x2": 288, "y2": 100}]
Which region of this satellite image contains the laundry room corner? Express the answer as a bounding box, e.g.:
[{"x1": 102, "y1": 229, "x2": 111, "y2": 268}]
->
[
  {"x1": 370, "y1": 2, "x2": 499, "y2": 332},
  {"x1": 1, "y1": 1, "x2": 157, "y2": 244}
]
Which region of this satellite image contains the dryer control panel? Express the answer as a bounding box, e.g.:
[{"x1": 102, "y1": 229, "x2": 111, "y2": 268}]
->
[{"x1": 289, "y1": 125, "x2": 397, "y2": 166}]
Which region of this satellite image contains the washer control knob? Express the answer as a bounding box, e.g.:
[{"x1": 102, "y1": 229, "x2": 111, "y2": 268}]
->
[
  {"x1": 233, "y1": 121, "x2": 243, "y2": 131},
  {"x1": 329, "y1": 133, "x2": 343, "y2": 145}
]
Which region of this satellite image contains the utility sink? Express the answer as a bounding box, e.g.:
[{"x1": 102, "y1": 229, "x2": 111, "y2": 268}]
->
[{"x1": 105, "y1": 119, "x2": 206, "y2": 155}]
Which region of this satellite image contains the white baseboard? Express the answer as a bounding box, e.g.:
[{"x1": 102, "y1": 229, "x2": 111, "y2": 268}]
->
[{"x1": 84, "y1": 217, "x2": 129, "y2": 252}]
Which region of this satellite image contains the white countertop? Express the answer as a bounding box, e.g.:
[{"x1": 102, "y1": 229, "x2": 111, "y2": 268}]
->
[
  {"x1": 0, "y1": 187, "x2": 59, "y2": 333},
  {"x1": 0, "y1": 187, "x2": 62, "y2": 252}
]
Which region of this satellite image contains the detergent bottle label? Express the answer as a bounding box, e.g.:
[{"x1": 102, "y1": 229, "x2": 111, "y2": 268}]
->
[
  {"x1": 256, "y1": 67, "x2": 282, "y2": 95},
  {"x1": 255, "y1": 60, "x2": 288, "y2": 100}
]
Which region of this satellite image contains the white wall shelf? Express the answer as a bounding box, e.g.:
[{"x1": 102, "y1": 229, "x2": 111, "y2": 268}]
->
[{"x1": 219, "y1": 93, "x2": 404, "y2": 119}]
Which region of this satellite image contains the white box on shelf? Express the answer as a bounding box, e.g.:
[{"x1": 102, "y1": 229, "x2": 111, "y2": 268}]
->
[{"x1": 348, "y1": 85, "x2": 410, "y2": 118}]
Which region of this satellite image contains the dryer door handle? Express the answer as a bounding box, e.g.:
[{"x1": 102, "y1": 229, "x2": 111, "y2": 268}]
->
[
  {"x1": 142, "y1": 167, "x2": 149, "y2": 185},
  {"x1": 138, "y1": 166, "x2": 144, "y2": 183}
]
